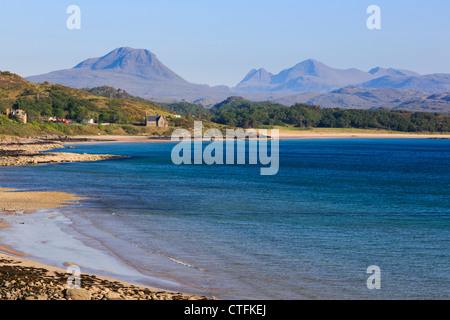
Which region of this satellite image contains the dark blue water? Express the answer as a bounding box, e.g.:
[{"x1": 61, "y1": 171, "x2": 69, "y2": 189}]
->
[{"x1": 1, "y1": 138, "x2": 449, "y2": 299}]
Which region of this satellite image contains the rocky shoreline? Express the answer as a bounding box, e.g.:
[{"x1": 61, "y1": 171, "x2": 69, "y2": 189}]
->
[
  {"x1": 0, "y1": 135, "x2": 124, "y2": 166},
  {"x1": 0, "y1": 254, "x2": 209, "y2": 300}
]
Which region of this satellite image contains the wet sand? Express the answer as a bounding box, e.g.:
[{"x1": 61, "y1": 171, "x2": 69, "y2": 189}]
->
[{"x1": 0, "y1": 221, "x2": 27, "y2": 257}]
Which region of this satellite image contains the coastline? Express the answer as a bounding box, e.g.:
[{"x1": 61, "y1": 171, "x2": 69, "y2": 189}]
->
[
  {"x1": 277, "y1": 132, "x2": 450, "y2": 139},
  {"x1": 1, "y1": 133, "x2": 448, "y2": 300},
  {"x1": 65, "y1": 132, "x2": 450, "y2": 146},
  {"x1": 0, "y1": 136, "x2": 126, "y2": 167},
  {"x1": 74, "y1": 132, "x2": 450, "y2": 142},
  {"x1": 0, "y1": 188, "x2": 210, "y2": 300},
  {"x1": 0, "y1": 252, "x2": 207, "y2": 300}
]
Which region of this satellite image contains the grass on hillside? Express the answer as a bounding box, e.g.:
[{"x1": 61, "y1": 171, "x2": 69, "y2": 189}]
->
[{"x1": 0, "y1": 114, "x2": 234, "y2": 139}]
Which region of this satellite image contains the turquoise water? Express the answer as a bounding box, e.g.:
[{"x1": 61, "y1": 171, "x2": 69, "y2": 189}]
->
[{"x1": 0, "y1": 138, "x2": 449, "y2": 299}]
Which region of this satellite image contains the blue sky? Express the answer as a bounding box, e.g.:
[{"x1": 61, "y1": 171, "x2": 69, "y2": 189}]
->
[{"x1": 0, "y1": 0, "x2": 449, "y2": 86}]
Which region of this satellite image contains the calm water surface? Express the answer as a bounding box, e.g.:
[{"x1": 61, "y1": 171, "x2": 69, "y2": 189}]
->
[{"x1": 0, "y1": 138, "x2": 449, "y2": 299}]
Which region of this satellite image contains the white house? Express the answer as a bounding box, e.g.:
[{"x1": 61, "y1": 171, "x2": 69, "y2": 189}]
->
[{"x1": 82, "y1": 118, "x2": 95, "y2": 124}]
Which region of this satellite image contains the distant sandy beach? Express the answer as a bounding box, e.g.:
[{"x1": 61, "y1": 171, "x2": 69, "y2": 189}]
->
[
  {"x1": 71, "y1": 132, "x2": 450, "y2": 143},
  {"x1": 277, "y1": 132, "x2": 450, "y2": 139}
]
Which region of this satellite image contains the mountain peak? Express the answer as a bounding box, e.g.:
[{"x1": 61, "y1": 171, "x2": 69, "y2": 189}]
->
[
  {"x1": 290, "y1": 59, "x2": 324, "y2": 76},
  {"x1": 368, "y1": 67, "x2": 382, "y2": 75},
  {"x1": 300, "y1": 58, "x2": 320, "y2": 64},
  {"x1": 73, "y1": 47, "x2": 180, "y2": 80},
  {"x1": 235, "y1": 68, "x2": 272, "y2": 91},
  {"x1": 241, "y1": 68, "x2": 271, "y2": 81}
]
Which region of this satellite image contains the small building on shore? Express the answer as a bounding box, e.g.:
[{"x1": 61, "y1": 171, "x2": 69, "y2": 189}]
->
[
  {"x1": 6, "y1": 109, "x2": 27, "y2": 124},
  {"x1": 43, "y1": 116, "x2": 57, "y2": 122},
  {"x1": 82, "y1": 118, "x2": 95, "y2": 125},
  {"x1": 146, "y1": 115, "x2": 168, "y2": 127}
]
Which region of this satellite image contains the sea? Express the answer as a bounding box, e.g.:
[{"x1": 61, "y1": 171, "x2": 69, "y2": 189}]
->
[{"x1": 0, "y1": 138, "x2": 449, "y2": 299}]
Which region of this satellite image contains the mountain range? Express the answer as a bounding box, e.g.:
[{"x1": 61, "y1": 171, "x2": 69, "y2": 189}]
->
[
  {"x1": 25, "y1": 47, "x2": 450, "y2": 112},
  {"x1": 266, "y1": 87, "x2": 450, "y2": 113},
  {"x1": 235, "y1": 60, "x2": 450, "y2": 94}
]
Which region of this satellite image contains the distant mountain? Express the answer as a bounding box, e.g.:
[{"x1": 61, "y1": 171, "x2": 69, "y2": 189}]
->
[
  {"x1": 360, "y1": 73, "x2": 450, "y2": 93},
  {"x1": 236, "y1": 60, "x2": 450, "y2": 95},
  {"x1": 73, "y1": 47, "x2": 184, "y2": 80},
  {"x1": 235, "y1": 59, "x2": 376, "y2": 93},
  {"x1": 368, "y1": 67, "x2": 420, "y2": 77},
  {"x1": 267, "y1": 86, "x2": 450, "y2": 113},
  {"x1": 24, "y1": 48, "x2": 450, "y2": 112},
  {"x1": 237, "y1": 68, "x2": 273, "y2": 92},
  {"x1": 26, "y1": 47, "x2": 232, "y2": 103}
]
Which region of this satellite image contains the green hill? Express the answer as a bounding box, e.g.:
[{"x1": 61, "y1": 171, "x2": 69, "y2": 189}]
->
[
  {"x1": 0, "y1": 71, "x2": 229, "y2": 137},
  {"x1": 153, "y1": 95, "x2": 450, "y2": 132}
]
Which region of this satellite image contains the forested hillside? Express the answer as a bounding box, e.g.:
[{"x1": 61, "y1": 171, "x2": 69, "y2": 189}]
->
[{"x1": 154, "y1": 96, "x2": 450, "y2": 132}]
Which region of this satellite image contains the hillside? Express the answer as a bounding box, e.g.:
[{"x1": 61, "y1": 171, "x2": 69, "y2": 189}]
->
[
  {"x1": 82, "y1": 86, "x2": 135, "y2": 99},
  {"x1": 143, "y1": 95, "x2": 450, "y2": 132},
  {"x1": 83, "y1": 87, "x2": 450, "y2": 133},
  {"x1": 0, "y1": 71, "x2": 170, "y2": 137},
  {"x1": 207, "y1": 97, "x2": 450, "y2": 132},
  {"x1": 0, "y1": 70, "x2": 172, "y2": 122},
  {"x1": 0, "y1": 71, "x2": 233, "y2": 137}
]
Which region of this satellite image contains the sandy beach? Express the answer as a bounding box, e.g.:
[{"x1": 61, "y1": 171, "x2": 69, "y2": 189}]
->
[
  {"x1": 277, "y1": 132, "x2": 450, "y2": 139},
  {"x1": 70, "y1": 132, "x2": 450, "y2": 144},
  {"x1": 0, "y1": 136, "x2": 206, "y2": 300},
  {"x1": 0, "y1": 187, "x2": 209, "y2": 300},
  {"x1": 0, "y1": 188, "x2": 85, "y2": 213}
]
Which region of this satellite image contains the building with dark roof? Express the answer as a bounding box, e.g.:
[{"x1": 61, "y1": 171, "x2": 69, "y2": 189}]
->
[{"x1": 146, "y1": 115, "x2": 168, "y2": 127}]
